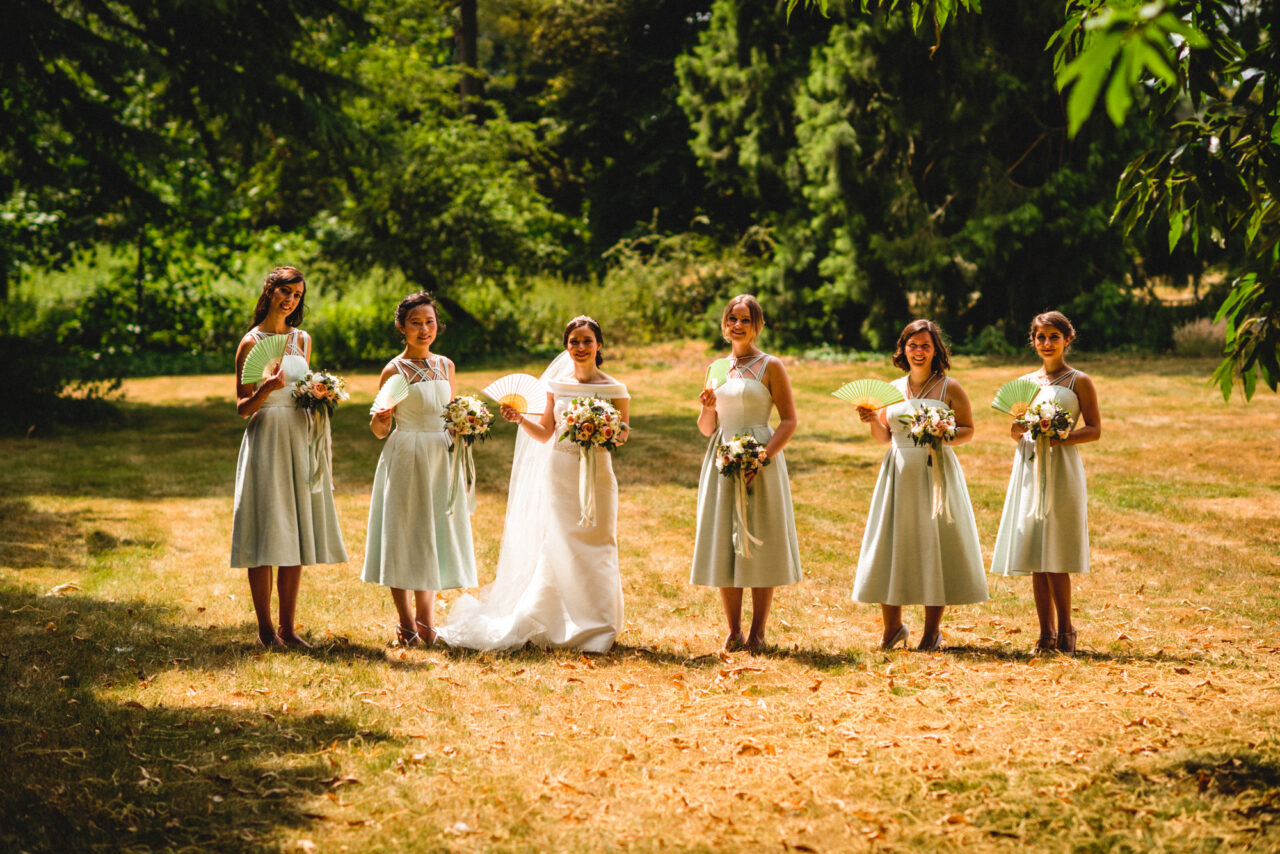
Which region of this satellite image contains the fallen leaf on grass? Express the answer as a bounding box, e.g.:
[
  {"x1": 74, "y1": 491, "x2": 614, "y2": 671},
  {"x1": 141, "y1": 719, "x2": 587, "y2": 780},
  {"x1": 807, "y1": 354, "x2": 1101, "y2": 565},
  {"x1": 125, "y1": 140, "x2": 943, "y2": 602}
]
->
[
  {"x1": 297, "y1": 840, "x2": 317, "y2": 853},
  {"x1": 46, "y1": 583, "x2": 82, "y2": 597}
]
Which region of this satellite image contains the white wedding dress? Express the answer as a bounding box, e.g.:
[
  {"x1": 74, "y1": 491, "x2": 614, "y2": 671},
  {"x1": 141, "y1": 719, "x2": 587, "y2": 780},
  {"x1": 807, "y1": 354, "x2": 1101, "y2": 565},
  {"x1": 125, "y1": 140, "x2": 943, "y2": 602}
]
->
[{"x1": 437, "y1": 353, "x2": 627, "y2": 653}]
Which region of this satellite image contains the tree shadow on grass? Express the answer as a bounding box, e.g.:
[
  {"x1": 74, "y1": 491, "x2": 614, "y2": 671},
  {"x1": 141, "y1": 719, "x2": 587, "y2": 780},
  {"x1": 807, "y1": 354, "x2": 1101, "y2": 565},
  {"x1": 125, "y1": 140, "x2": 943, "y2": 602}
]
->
[
  {"x1": 0, "y1": 584, "x2": 394, "y2": 853},
  {"x1": 942, "y1": 643, "x2": 1216, "y2": 667}
]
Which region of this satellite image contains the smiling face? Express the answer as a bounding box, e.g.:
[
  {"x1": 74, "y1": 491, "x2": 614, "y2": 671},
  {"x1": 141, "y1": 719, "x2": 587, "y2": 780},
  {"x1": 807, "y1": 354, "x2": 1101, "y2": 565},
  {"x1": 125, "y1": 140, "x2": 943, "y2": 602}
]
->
[
  {"x1": 270, "y1": 280, "x2": 305, "y2": 318},
  {"x1": 399, "y1": 304, "x2": 439, "y2": 352},
  {"x1": 903, "y1": 331, "x2": 936, "y2": 371},
  {"x1": 565, "y1": 324, "x2": 600, "y2": 365},
  {"x1": 723, "y1": 304, "x2": 758, "y2": 346},
  {"x1": 1032, "y1": 324, "x2": 1071, "y2": 361}
]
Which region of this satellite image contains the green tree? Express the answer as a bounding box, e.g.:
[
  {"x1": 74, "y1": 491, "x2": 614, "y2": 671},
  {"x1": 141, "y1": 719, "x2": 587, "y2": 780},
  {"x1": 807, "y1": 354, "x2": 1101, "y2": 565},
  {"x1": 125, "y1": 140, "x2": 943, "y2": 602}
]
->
[{"x1": 788, "y1": 0, "x2": 1280, "y2": 397}]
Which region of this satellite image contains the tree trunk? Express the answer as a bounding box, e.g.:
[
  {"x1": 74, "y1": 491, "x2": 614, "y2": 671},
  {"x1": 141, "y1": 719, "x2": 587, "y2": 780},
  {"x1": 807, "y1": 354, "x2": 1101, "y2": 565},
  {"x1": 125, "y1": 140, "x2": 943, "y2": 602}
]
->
[
  {"x1": 458, "y1": 0, "x2": 483, "y2": 116},
  {"x1": 135, "y1": 226, "x2": 147, "y2": 350}
]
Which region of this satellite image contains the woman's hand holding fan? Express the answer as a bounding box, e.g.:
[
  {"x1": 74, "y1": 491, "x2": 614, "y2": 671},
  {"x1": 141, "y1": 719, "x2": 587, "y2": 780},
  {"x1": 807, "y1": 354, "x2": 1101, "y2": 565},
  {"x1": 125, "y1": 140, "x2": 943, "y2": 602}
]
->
[
  {"x1": 483, "y1": 374, "x2": 548, "y2": 419},
  {"x1": 241, "y1": 334, "x2": 289, "y2": 387},
  {"x1": 991, "y1": 378, "x2": 1041, "y2": 417},
  {"x1": 832, "y1": 379, "x2": 904, "y2": 419},
  {"x1": 370, "y1": 374, "x2": 411, "y2": 415}
]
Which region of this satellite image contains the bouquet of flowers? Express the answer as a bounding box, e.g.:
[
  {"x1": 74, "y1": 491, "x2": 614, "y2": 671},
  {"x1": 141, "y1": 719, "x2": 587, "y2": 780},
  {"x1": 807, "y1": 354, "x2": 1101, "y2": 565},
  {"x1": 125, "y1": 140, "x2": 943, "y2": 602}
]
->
[
  {"x1": 292, "y1": 371, "x2": 349, "y2": 415},
  {"x1": 443, "y1": 395, "x2": 492, "y2": 516},
  {"x1": 292, "y1": 371, "x2": 348, "y2": 492},
  {"x1": 443, "y1": 395, "x2": 493, "y2": 446},
  {"x1": 1017, "y1": 399, "x2": 1071, "y2": 443},
  {"x1": 715, "y1": 434, "x2": 770, "y2": 558},
  {"x1": 1018, "y1": 400, "x2": 1071, "y2": 520},
  {"x1": 557, "y1": 397, "x2": 627, "y2": 527},
  {"x1": 557, "y1": 397, "x2": 627, "y2": 452},
  {"x1": 897, "y1": 405, "x2": 957, "y2": 460},
  {"x1": 714, "y1": 434, "x2": 771, "y2": 481},
  {"x1": 898, "y1": 405, "x2": 956, "y2": 520}
]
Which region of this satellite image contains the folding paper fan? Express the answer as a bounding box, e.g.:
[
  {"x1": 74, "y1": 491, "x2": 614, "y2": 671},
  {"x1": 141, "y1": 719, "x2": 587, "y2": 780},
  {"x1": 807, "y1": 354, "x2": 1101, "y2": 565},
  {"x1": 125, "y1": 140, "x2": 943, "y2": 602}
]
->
[
  {"x1": 482, "y1": 373, "x2": 547, "y2": 415},
  {"x1": 704, "y1": 358, "x2": 733, "y2": 389},
  {"x1": 370, "y1": 374, "x2": 411, "y2": 414},
  {"x1": 832, "y1": 378, "x2": 905, "y2": 410},
  {"x1": 991, "y1": 378, "x2": 1041, "y2": 417},
  {"x1": 240, "y1": 334, "x2": 288, "y2": 386}
]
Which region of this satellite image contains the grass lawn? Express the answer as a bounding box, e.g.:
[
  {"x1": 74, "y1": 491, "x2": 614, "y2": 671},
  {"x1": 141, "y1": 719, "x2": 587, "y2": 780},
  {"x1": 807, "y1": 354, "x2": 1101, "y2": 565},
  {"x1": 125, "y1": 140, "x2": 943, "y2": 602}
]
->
[{"x1": 2, "y1": 342, "x2": 1278, "y2": 852}]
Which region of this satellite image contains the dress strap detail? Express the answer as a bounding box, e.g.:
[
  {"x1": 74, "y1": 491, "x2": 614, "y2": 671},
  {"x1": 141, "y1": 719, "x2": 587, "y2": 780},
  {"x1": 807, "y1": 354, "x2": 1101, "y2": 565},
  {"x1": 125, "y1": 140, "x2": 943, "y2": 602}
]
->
[
  {"x1": 729, "y1": 353, "x2": 769, "y2": 381},
  {"x1": 395, "y1": 355, "x2": 447, "y2": 383},
  {"x1": 912, "y1": 373, "x2": 946, "y2": 400}
]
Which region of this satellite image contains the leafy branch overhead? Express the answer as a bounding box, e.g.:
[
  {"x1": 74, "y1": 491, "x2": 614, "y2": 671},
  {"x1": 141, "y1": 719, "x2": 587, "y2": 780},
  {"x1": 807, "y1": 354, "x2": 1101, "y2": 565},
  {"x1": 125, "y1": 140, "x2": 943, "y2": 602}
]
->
[{"x1": 787, "y1": 0, "x2": 1280, "y2": 400}]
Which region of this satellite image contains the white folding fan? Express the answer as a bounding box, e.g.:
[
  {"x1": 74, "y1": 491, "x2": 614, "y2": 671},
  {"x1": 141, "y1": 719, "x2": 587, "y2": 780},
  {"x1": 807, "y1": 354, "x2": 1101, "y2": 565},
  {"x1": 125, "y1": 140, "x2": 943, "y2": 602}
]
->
[
  {"x1": 991, "y1": 378, "x2": 1041, "y2": 417},
  {"x1": 370, "y1": 374, "x2": 411, "y2": 414},
  {"x1": 482, "y1": 373, "x2": 548, "y2": 415},
  {"x1": 832, "y1": 378, "x2": 905, "y2": 410},
  {"x1": 240, "y1": 334, "x2": 288, "y2": 386}
]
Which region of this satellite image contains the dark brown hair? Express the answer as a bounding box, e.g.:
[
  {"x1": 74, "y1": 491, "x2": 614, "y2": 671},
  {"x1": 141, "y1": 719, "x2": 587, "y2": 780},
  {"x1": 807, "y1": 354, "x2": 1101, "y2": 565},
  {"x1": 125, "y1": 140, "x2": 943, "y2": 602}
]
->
[
  {"x1": 250, "y1": 266, "x2": 306, "y2": 329},
  {"x1": 1029, "y1": 310, "x2": 1076, "y2": 345},
  {"x1": 563, "y1": 315, "x2": 605, "y2": 366},
  {"x1": 891, "y1": 319, "x2": 952, "y2": 374},
  {"x1": 721, "y1": 294, "x2": 765, "y2": 342},
  {"x1": 395, "y1": 291, "x2": 443, "y2": 333}
]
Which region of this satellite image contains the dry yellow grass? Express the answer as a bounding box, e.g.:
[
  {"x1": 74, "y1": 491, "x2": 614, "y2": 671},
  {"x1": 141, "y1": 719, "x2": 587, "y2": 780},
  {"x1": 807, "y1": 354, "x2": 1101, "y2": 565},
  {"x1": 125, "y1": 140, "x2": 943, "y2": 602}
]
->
[{"x1": 2, "y1": 345, "x2": 1278, "y2": 852}]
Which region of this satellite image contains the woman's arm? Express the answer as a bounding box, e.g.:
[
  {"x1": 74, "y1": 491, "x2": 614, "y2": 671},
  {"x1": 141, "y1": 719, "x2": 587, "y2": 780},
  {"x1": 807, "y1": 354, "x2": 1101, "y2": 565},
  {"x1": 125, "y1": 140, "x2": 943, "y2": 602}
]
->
[
  {"x1": 858, "y1": 405, "x2": 892, "y2": 444},
  {"x1": 612, "y1": 395, "x2": 631, "y2": 444},
  {"x1": 369, "y1": 363, "x2": 399, "y2": 439},
  {"x1": 761, "y1": 357, "x2": 797, "y2": 459},
  {"x1": 235, "y1": 335, "x2": 286, "y2": 419},
  {"x1": 1057, "y1": 373, "x2": 1101, "y2": 445},
  {"x1": 945, "y1": 379, "x2": 975, "y2": 446},
  {"x1": 697, "y1": 386, "x2": 718, "y2": 437}
]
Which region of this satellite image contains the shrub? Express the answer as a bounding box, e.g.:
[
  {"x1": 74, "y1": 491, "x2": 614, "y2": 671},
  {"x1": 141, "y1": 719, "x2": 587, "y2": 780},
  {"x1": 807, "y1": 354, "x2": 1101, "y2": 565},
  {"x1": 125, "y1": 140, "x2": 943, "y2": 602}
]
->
[{"x1": 1172, "y1": 317, "x2": 1226, "y2": 357}]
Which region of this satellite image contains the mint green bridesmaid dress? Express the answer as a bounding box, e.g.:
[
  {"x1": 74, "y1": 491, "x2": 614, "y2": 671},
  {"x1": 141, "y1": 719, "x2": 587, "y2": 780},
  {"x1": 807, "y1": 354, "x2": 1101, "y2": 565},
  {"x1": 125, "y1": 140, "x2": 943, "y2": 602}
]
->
[{"x1": 362, "y1": 356, "x2": 477, "y2": 591}]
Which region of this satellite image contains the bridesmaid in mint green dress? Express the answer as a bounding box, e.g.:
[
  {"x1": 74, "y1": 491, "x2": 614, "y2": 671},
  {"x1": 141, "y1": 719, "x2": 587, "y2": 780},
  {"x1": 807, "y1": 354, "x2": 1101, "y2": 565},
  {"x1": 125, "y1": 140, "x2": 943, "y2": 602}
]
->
[
  {"x1": 364, "y1": 293, "x2": 477, "y2": 646},
  {"x1": 852, "y1": 320, "x2": 987, "y2": 651},
  {"x1": 232, "y1": 267, "x2": 348, "y2": 649},
  {"x1": 691, "y1": 295, "x2": 802, "y2": 654},
  {"x1": 990, "y1": 311, "x2": 1101, "y2": 655}
]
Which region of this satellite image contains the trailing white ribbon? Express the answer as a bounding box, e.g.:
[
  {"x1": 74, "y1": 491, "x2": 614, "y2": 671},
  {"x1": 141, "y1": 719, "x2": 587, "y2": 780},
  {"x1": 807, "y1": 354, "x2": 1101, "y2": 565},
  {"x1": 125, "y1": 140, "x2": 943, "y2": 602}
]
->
[
  {"x1": 1028, "y1": 434, "x2": 1055, "y2": 520},
  {"x1": 306, "y1": 408, "x2": 333, "y2": 493},
  {"x1": 577, "y1": 445, "x2": 597, "y2": 527},
  {"x1": 731, "y1": 473, "x2": 765, "y2": 558},
  {"x1": 447, "y1": 439, "x2": 477, "y2": 517},
  {"x1": 927, "y1": 443, "x2": 954, "y2": 522}
]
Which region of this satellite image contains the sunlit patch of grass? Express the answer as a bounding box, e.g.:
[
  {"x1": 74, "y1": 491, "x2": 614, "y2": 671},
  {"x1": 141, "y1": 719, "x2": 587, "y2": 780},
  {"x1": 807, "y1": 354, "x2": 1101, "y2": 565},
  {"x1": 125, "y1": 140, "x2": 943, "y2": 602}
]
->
[{"x1": 1, "y1": 351, "x2": 1279, "y2": 851}]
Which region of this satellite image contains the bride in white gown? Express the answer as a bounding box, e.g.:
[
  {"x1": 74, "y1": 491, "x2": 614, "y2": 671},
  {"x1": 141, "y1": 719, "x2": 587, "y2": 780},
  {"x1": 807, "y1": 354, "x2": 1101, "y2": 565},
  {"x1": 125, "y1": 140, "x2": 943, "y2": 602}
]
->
[{"x1": 437, "y1": 316, "x2": 630, "y2": 653}]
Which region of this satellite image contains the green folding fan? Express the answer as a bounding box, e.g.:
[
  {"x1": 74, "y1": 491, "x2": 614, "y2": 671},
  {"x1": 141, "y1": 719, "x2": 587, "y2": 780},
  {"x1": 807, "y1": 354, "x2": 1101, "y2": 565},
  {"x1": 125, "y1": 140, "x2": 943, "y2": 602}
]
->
[
  {"x1": 370, "y1": 374, "x2": 411, "y2": 414},
  {"x1": 704, "y1": 358, "x2": 733, "y2": 390},
  {"x1": 991, "y1": 378, "x2": 1041, "y2": 417},
  {"x1": 240, "y1": 334, "x2": 288, "y2": 386},
  {"x1": 832, "y1": 378, "x2": 905, "y2": 410}
]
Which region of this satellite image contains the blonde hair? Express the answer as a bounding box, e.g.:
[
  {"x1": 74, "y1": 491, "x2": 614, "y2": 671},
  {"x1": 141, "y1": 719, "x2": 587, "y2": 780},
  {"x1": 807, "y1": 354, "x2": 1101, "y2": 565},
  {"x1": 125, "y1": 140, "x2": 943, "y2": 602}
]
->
[{"x1": 721, "y1": 294, "x2": 764, "y2": 342}]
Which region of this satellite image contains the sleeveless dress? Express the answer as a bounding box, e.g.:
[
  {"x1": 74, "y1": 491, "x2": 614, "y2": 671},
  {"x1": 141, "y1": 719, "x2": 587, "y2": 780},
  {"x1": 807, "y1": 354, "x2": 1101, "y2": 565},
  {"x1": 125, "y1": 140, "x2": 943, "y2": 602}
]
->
[
  {"x1": 690, "y1": 354, "x2": 802, "y2": 588},
  {"x1": 438, "y1": 377, "x2": 629, "y2": 653},
  {"x1": 362, "y1": 356, "x2": 478, "y2": 591},
  {"x1": 990, "y1": 370, "x2": 1090, "y2": 576},
  {"x1": 852, "y1": 375, "x2": 987, "y2": 606},
  {"x1": 230, "y1": 329, "x2": 348, "y2": 568}
]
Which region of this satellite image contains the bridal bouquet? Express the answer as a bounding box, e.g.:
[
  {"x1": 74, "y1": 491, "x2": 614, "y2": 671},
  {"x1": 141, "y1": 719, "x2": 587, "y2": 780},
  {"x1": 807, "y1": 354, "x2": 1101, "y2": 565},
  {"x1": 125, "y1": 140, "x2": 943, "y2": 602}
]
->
[
  {"x1": 715, "y1": 433, "x2": 770, "y2": 558},
  {"x1": 898, "y1": 405, "x2": 956, "y2": 521},
  {"x1": 1017, "y1": 399, "x2": 1071, "y2": 444},
  {"x1": 558, "y1": 397, "x2": 627, "y2": 452},
  {"x1": 714, "y1": 434, "x2": 771, "y2": 481},
  {"x1": 443, "y1": 395, "x2": 492, "y2": 516},
  {"x1": 558, "y1": 397, "x2": 627, "y2": 528},
  {"x1": 1019, "y1": 400, "x2": 1071, "y2": 520},
  {"x1": 292, "y1": 370, "x2": 349, "y2": 415},
  {"x1": 897, "y1": 405, "x2": 957, "y2": 459},
  {"x1": 443, "y1": 395, "x2": 493, "y2": 446},
  {"x1": 292, "y1": 371, "x2": 348, "y2": 492}
]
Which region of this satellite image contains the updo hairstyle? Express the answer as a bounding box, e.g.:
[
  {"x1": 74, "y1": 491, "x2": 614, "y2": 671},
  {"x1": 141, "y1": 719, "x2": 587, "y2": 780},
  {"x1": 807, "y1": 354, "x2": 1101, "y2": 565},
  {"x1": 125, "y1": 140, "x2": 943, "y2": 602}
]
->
[
  {"x1": 563, "y1": 315, "x2": 605, "y2": 367},
  {"x1": 721, "y1": 294, "x2": 765, "y2": 342},
  {"x1": 395, "y1": 291, "x2": 444, "y2": 333}
]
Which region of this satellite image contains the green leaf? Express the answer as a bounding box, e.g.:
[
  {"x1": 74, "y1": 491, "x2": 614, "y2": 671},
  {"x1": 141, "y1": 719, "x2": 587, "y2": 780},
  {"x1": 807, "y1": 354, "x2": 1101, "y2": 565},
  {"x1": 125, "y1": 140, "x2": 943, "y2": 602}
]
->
[
  {"x1": 1061, "y1": 32, "x2": 1125, "y2": 137},
  {"x1": 1105, "y1": 44, "x2": 1135, "y2": 125},
  {"x1": 1167, "y1": 206, "x2": 1185, "y2": 252}
]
